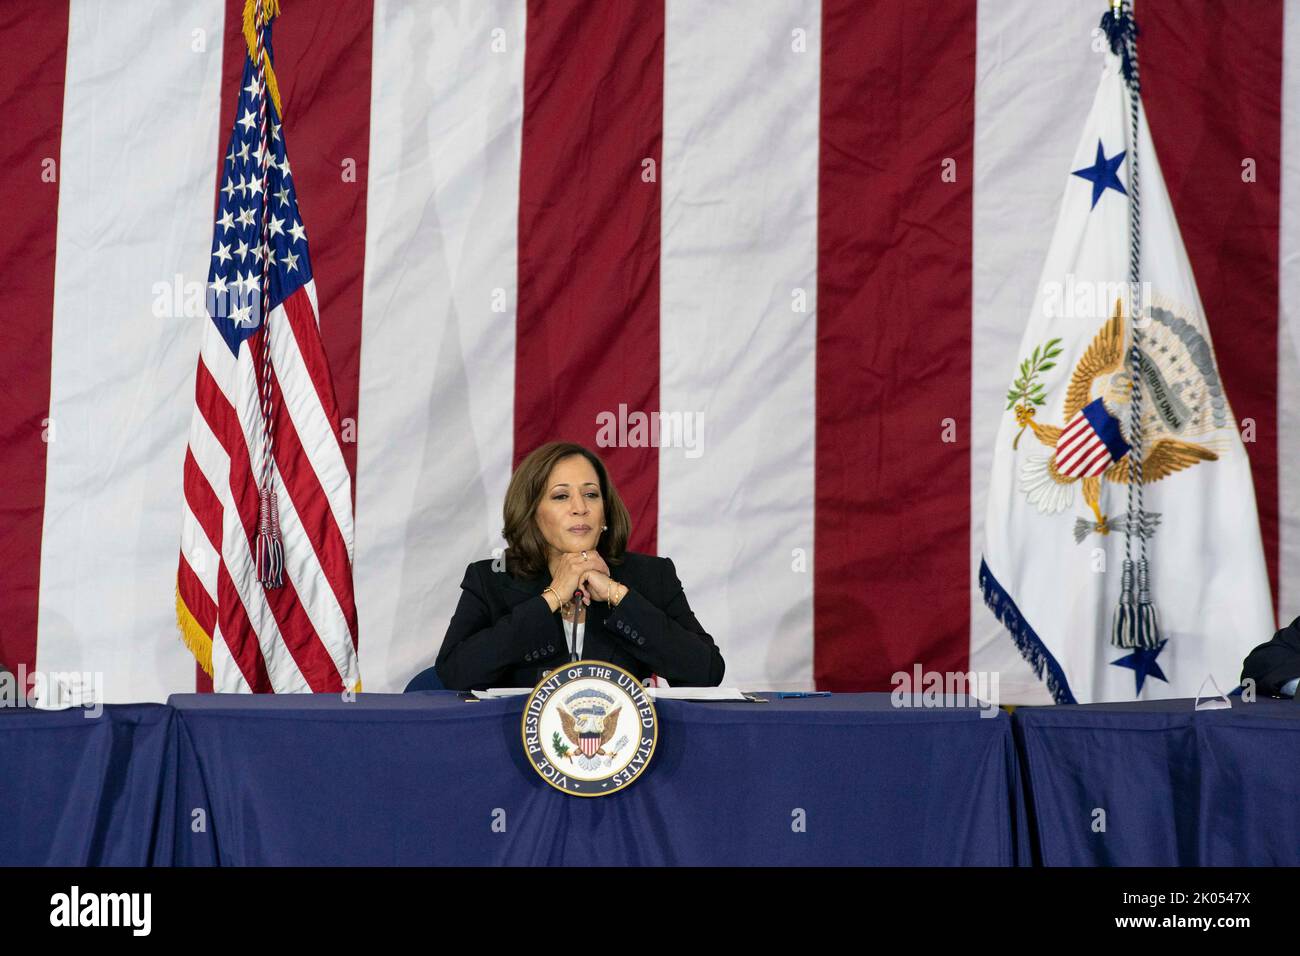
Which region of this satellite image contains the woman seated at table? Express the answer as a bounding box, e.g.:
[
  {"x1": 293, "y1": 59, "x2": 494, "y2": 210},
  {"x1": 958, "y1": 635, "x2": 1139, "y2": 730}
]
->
[{"x1": 435, "y1": 441, "x2": 725, "y2": 691}]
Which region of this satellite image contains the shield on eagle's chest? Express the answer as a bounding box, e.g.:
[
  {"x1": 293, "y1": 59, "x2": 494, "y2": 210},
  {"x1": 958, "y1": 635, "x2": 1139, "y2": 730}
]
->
[
  {"x1": 1053, "y1": 397, "x2": 1130, "y2": 477},
  {"x1": 579, "y1": 733, "x2": 601, "y2": 757}
]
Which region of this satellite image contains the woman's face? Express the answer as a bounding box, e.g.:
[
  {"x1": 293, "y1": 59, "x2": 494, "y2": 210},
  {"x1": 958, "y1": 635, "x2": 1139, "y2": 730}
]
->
[{"x1": 536, "y1": 454, "x2": 605, "y2": 560}]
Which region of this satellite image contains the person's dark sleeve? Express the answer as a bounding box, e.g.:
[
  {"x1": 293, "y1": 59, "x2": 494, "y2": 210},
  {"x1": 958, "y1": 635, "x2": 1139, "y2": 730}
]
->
[
  {"x1": 603, "y1": 557, "x2": 724, "y2": 686},
  {"x1": 435, "y1": 563, "x2": 558, "y2": 691},
  {"x1": 1241, "y1": 616, "x2": 1300, "y2": 697}
]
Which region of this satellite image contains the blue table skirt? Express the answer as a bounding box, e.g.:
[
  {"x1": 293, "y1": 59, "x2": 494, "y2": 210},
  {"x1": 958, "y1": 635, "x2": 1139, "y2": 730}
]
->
[
  {"x1": 1014, "y1": 696, "x2": 1300, "y2": 866},
  {"x1": 13, "y1": 693, "x2": 1299, "y2": 867},
  {"x1": 169, "y1": 692, "x2": 1029, "y2": 866},
  {"x1": 0, "y1": 704, "x2": 176, "y2": 866}
]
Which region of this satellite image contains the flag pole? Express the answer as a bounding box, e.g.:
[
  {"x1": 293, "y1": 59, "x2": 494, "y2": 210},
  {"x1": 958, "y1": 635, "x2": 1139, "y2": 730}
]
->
[
  {"x1": 250, "y1": 0, "x2": 285, "y2": 590},
  {"x1": 1101, "y1": 0, "x2": 1160, "y2": 649}
]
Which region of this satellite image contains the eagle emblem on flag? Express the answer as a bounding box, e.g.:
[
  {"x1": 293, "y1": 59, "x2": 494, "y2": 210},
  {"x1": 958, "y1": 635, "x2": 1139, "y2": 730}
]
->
[{"x1": 1009, "y1": 298, "x2": 1224, "y2": 539}]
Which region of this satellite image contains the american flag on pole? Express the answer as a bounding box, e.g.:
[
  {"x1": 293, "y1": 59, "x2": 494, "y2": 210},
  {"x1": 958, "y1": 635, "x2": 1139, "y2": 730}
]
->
[{"x1": 175, "y1": 0, "x2": 360, "y2": 693}]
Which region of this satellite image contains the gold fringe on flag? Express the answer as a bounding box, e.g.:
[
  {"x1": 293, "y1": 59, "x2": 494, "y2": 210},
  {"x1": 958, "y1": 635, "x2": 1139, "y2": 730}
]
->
[
  {"x1": 177, "y1": 586, "x2": 364, "y2": 690},
  {"x1": 242, "y1": 0, "x2": 284, "y2": 118},
  {"x1": 175, "y1": 587, "x2": 215, "y2": 678}
]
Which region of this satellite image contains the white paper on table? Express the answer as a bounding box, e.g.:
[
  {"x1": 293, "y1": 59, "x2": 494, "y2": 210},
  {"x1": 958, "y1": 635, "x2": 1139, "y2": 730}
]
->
[
  {"x1": 473, "y1": 686, "x2": 752, "y2": 702},
  {"x1": 647, "y1": 687, "x2": 749, "y2": 701}
]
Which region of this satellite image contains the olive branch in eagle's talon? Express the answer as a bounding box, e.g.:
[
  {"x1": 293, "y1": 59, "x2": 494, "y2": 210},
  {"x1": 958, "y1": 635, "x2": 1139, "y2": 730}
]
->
[
  {"x1": 552, "y1": 731, "x2": 571, "y2": 761},
  {"x1": 1007, "y1": 337, "x2": 1063, "y2": 450}
]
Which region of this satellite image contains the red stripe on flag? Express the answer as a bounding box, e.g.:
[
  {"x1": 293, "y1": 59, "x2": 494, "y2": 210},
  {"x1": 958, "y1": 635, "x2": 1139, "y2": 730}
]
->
[
  {"x1": 1055, "y1": 433, "x2": 1091, "y2": 466},
  {"x1": 1060, "y1": 415, "x2": 1087, "y2": 438},
  {"x1": 515, "y1": 0, "x2": 664, "y2": 555},
  {"x1": 281, "y1": 284, "x2": 345, "y2": 447},
  {"x1": 1142, "y1": 2, "x2": 1283, "y2": 619},
  {"x1": 1056, "y1": 415, "x2": 1090, "y2": 451},
  {"x1": 180, "y1": 441, "x2": 221, "y2": 688},
  {"x1": 0, "y1": 2, "x2": 68, "y2": 684},
  {"x1": 216, "y1": 556, "x2": 273, "y2": 692},
  {"x1": 207, "y1": 0, "x2": 245, "y2": 695},
  {"x1": 1078, "y1": 444, "x2": 1111, "y2": 477},
  {"x1": 1057, "y1": 430, "x2": 1100, "y2": 471},
  {"x1": 183, "y1": 447, "x2": 224, "y2": 553},
  {"x1": 815, "y1": 0, "x2": 976, "y2": 690},
  {"x1": 178, "y1": 555, "x2": 217, "y2": 636}
]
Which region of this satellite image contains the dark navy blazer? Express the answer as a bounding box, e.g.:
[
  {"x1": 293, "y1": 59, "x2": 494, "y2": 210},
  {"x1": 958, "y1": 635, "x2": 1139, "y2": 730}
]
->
[
  {"x1": 435, "y1": 551, "x2": 725, "y2": 691},
  {"x1": 1242, "y1": 615, "x2": 1300, "y2": 697}
]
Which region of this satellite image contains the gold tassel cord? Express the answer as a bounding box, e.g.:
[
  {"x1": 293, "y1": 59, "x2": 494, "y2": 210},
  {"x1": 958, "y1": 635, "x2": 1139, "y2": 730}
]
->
[{"x1": 242, "y1": 0, "x2": 283, "y2": 118}]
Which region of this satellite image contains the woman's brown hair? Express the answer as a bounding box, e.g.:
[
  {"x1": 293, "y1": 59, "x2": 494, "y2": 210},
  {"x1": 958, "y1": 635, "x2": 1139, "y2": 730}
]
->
[{"x1": 502, "y1": 442, "x2": 631, "y2": 578}]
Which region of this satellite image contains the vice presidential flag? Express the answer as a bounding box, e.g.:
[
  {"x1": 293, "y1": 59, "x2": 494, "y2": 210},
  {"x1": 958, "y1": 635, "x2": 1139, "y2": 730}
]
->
[
  {"x1": 979, "y1": 40, "x2": 1273, "y2": 704},
  {"x1": 175, "y1": 1, "x2": 360, "y2": 693}
]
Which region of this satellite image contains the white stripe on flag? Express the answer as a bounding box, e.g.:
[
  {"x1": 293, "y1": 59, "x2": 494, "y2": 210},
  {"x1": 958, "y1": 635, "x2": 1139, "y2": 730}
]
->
[
  {"x1": 1081, "y1": 444, "x2": 1112, "y2": 477},
  {"x1": 970, "y1": 0, "x2": 1103, "y2": 703},
  {"x1": 36, "y1": 0, "x2": 226, "y2": 703},
  {"x1": 1055, "y1": 415, "x2": 1091, "y2": 456},
  {"x1": 266, "y1": 461, "x2": 357, "y2": 686},
  {"x1": 180, "y1": 501, "x2": 219, "y2": 604},
  {"x1": 658, "y1": 0, "x2": 820, "y2": 690},
  {"x1": 354, "y1": 0, "x2": 526, "y2": 691},
  {"x1": 1056, "y1": 439, "x2": 1096, "y2": 474},
  {"x1": 209, "y1": 618, "x2": 251, "y2": 693},
  {"x1": 270, "y1": 281, "x2": 355, "y2": 565}
]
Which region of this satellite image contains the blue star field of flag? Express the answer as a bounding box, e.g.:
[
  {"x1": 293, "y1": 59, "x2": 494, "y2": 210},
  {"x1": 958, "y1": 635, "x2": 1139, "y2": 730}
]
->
[{"x1": 207, "y1": 31, "x2": 313, "y2": 357}]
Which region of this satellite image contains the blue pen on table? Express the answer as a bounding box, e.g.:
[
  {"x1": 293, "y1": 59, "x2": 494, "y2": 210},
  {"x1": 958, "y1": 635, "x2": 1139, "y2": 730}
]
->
[{"x1": 776, "y1": 691, "x2": 832, "y2": 699}]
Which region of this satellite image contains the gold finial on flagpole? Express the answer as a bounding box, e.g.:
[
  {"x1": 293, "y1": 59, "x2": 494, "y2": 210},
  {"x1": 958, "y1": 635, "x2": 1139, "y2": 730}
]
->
[{"x1": 242, "y1": 0, "x2": 284, "y2": 118}]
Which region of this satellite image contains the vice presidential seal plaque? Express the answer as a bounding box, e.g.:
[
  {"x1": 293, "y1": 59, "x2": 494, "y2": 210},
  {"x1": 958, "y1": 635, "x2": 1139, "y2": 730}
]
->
[{"x1": 521, "y1": 660, "x2": 658, "y2": 797}]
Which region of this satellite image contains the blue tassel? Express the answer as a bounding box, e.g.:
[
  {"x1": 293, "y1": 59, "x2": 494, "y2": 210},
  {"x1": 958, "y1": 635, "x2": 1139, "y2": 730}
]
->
[
  {"x1": 1099, "y1": 4, "x2": 1139, "y2": 87},
  {"x1": 1112, "y1": 558, "x2": 1159, "y2": 649},
  {"x1": 1111, "y1": 559, "x2": 1137, "y2": 648},
  {"x1": 1133, "y1": 557, "x2": 1160, "y2": 648}
]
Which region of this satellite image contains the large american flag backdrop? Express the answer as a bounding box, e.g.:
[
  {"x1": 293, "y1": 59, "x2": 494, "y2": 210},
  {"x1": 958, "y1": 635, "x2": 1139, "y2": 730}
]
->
[{"x1": 1, "y1": 0, "x2": 1296, "y2": 703}]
